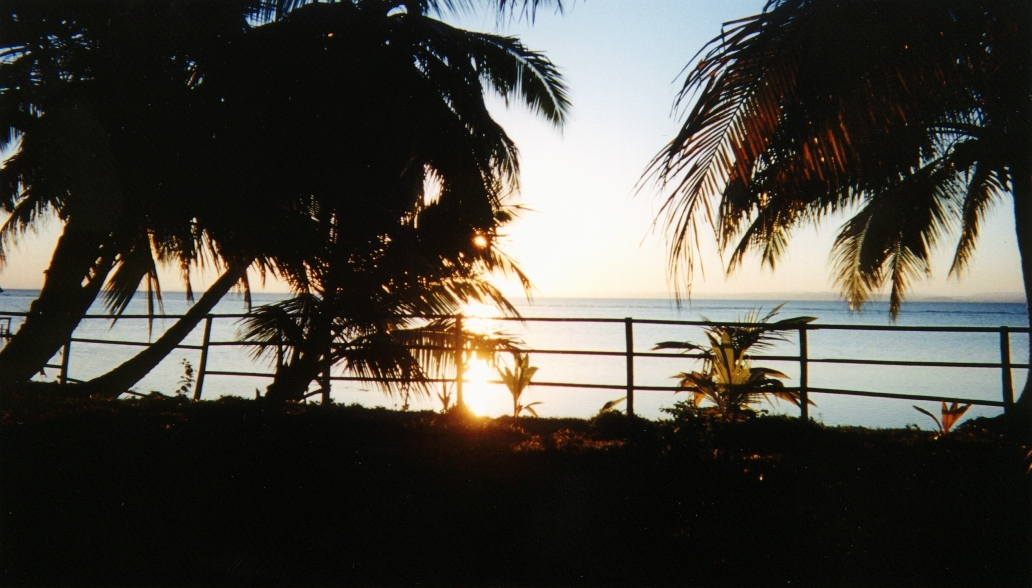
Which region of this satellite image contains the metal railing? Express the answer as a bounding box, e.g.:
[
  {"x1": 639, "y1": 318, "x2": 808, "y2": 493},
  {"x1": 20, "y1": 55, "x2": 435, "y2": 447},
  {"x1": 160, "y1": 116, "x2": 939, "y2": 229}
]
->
[{"x1": 0, "y1": 311, "x2": 1024, "y2": 417}]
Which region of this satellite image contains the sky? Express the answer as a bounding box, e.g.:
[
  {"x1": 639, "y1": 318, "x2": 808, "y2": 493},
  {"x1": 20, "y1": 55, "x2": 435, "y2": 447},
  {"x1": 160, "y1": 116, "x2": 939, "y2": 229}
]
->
[{"x1": 0, "y1": 0, "x2": 1026, "y2": 302}]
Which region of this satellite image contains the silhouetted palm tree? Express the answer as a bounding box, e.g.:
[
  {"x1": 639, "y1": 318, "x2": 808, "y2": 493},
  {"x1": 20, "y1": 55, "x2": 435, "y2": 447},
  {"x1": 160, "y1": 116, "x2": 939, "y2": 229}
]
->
[
  {"x1": 228, "y1": 1, "x2": 565, "y2": 403},
  {"x1": 647, "y1": 0, "x2": 1032, "y2": 410},
  {"x1": 83, "y1": 0, "x2": 567, "y2": 397},
  {"x1": 239, "y1": 238, "x2": 524, "y2": 404},
  {"x1": 0, "y1": 1, "x2": 268, "y2": 385}
]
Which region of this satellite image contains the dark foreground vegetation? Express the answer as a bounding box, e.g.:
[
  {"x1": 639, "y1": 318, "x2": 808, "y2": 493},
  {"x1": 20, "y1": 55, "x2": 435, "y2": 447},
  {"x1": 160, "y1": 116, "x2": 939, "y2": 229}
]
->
[{"x1": 2, "y1": 395, "x2": 1030, "y2": 587}]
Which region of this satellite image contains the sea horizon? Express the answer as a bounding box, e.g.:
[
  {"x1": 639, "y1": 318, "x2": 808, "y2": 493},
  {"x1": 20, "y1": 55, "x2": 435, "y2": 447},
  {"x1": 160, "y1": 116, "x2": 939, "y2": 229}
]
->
[{"x1": 0, "y1": 288, "x2": 1027, "y2": 307}]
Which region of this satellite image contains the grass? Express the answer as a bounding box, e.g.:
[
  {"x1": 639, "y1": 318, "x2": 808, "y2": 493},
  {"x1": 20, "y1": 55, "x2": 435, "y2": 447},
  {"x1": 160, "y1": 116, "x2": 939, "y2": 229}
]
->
[{"x1": 1, "y1": 393, "x2": 1030, "y2": 586}]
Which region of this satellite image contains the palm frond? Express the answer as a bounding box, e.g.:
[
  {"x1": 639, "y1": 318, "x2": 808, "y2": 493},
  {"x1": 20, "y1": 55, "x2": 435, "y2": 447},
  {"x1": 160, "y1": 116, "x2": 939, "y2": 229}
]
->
[
  {"x1": 0, "y1": 185, "x2": 53, "y2": 267},
  {"x1": 832, "y1": 160, "x2": 961, "y2": 316},
  {"x1": 253, "y1": 0, "x2": 564, "y2": 24},
  {"x1": 644, "y1": 0, "x2": 998, "y2": 311},
  {"x1": 457, "y1": 27, "x2": 570, "y2": 127},
  {"x1": 103, "y1": 236, "x2": 164, "y2": 335},
  {"x1": 238, "y1": 294, "x2": 322, "y2": 361},
  {"x1": 334, "y1": 330, "x2": 430, "y2": 397},
  {"x1": 950, "y1": 157, "x2": 1004, "y2": 277}
]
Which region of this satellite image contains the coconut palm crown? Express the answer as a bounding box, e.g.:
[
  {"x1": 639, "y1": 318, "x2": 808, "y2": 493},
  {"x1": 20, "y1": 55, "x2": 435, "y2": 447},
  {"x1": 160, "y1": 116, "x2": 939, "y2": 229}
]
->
[{"x1": 647, "y1": 0, "x2": 1032, "y2": 408}]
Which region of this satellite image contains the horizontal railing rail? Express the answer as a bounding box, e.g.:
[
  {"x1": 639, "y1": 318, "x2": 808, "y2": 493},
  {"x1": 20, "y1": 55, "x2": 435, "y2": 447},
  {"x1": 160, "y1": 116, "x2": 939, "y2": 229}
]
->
[{"x1": 0, "y1": 310, "x2": 1024, "y2": 418}]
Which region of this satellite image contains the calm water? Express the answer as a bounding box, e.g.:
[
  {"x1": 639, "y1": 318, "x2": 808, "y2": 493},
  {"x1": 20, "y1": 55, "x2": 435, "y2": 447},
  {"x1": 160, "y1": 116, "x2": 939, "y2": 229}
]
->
[{"x1": 1, "y1": 291, "x2": 1027, "y2": 429}]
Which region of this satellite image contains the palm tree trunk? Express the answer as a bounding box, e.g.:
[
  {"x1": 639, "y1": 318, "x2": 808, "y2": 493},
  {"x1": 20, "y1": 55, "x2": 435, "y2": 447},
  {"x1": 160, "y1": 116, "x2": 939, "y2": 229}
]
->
[
  {"x1": 0, "y1": 228, "x2": 116, "y2": 386},
  {"x1": 263, "y1": 353, "x2": 326, "y2": 404},
  {"x1": 263, "y1": 320, "x2": 334, "y2": 404},
  {"x1": 1012, "y1": 163, "x2": 1032, "y2": 414},
  {"x1": 78, "y1": 263, "x2": 248, "y2": 398}
]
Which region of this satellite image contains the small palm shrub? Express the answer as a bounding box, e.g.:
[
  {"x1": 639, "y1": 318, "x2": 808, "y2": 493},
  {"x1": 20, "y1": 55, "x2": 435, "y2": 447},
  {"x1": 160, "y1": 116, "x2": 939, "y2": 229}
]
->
[
  {"x1": 655, "y1": 306, "x2": 814, "y2": 422},
  {"x1": 498, "y1": 352, "x2": 540, "y2": 418}
]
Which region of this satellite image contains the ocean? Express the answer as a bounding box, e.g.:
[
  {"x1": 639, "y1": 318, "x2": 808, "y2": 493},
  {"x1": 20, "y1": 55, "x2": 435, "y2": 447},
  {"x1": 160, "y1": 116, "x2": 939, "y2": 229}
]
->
[{"x1": 1, "y1": 290, "x2": 1027, "y2": 429}]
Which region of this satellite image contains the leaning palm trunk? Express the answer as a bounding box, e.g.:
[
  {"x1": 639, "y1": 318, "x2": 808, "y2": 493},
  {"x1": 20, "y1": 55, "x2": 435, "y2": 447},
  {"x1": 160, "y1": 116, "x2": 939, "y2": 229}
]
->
[
  {"x1": 77, "y1": 263, "x2": 249, "y2": 398},
  {"x1": 0, "y1": 105, "x2": 123, "y2": 387},
  {"x1": 0, "y1": 229, "x2": 116, "y2": 386},
  {"x1": 262, "y1": 352, "x2": 328, "y2": 404}
]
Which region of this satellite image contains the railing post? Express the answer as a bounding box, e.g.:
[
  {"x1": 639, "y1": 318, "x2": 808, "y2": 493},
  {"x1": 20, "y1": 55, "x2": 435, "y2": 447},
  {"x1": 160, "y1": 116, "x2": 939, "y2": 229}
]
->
[
  {"x1": 59, "y1": 339, "x2": 71, "y2": 385},
  {"x1": 192, "y1": 316, "x2": 213, "y2": 401},
  {"x1": 454, "y1": 315, "x2": 464, "y2": 408},
  {"x1": 798, "y1": 326, "x2": 809, "y2": 420},
  {"x1": 625, "y1": 317, "x2": 635, "y2": 416},
  {"x1": 276, "y1": 335, "x2": 284, "y2": 371},
  {"x1": 321, "y1": 349, "x2": 332, "y2": 405},
  {"x1": 1000, "y1": 326, "x2": 1014, "y2": 412}
]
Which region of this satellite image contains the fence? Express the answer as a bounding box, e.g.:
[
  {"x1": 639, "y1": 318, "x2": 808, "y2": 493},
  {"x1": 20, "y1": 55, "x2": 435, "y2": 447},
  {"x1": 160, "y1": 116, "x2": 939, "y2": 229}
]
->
[{"x1": 0, "y1": 311, "x2": 1024, "y2": 418}]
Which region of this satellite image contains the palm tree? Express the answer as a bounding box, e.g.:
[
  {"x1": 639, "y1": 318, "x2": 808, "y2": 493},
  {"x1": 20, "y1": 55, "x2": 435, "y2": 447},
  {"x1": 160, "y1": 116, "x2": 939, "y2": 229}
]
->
[
  {"x1": 228, "y1": 0, "x2": 566, "y2": 404},
  {"x1": 646, "y1": 0, "x2": 1032, "y2": 411},
  {"x1": 1, "y1": 0, "x2": 567, "y2": 395},
  {"x1": 0, "y1": 1, "x2": 272, "y2": 386},
  {"x1": 238, "y1": 202, "x2": 528, "y2": 404},
  {"x1": 108, "y1": 0, "x2": 565, "y2": 400}
]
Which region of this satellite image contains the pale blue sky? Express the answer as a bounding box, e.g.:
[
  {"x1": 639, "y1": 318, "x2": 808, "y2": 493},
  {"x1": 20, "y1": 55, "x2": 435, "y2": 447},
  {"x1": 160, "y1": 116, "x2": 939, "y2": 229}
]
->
[{"x1": 0, "y1": 0, "x2": 1025, "y2": 302}]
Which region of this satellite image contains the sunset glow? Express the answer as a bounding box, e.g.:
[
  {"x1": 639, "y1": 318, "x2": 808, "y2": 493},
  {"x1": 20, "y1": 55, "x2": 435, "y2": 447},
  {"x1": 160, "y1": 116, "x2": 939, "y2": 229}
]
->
[
  {"x1": 459, "y1": 301, "x2": 506, "y2": 336},
  {"x1": 461, "y1": 359, "x2": 496, "y2": 416}
]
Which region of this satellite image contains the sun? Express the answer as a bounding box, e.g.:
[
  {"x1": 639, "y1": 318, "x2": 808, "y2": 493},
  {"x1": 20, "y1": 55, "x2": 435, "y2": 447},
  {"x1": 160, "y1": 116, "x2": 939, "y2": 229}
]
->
[{"x1": 461, "y1": 359, "x2": 496, "y2": 416}]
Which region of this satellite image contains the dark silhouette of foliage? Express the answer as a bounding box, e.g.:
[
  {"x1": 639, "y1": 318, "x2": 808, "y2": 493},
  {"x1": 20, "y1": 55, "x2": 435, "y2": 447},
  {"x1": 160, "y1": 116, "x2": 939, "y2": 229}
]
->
[
  {"x1": 0, "y1": 0, "x2": 567, "y2": 396},
  {"x1": 226, "y1": 0, "x2": 567, "y2": 403},
  {"x1": 2, "y1": 397, "x2": 1029, "y2": 585},
  {"x1": 0, "y1": 1, "x2": 287, "y2": 384}
]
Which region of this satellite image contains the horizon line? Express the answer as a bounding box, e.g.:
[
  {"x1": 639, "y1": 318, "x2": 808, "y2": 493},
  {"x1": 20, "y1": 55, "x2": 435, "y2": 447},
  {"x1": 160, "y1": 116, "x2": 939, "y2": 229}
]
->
[{"x1": 0, "y1": 289, "x2": 1026, "y2": 304}]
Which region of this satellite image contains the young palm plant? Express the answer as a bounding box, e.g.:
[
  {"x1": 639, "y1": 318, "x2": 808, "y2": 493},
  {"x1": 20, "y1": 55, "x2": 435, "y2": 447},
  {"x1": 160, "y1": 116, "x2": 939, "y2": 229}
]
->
[
  {"x1": 498, "y1": 351, "x2": 540, "y2": 418},
  {"x1": 437, "y1": 384, "x2": 454, "y2": 412},
  {"x1": 913, "y1": 402, "x2": 972, "y2": 435},
  {"x1": 654, "y1": 306, "x2": 814, "y2": 422}
]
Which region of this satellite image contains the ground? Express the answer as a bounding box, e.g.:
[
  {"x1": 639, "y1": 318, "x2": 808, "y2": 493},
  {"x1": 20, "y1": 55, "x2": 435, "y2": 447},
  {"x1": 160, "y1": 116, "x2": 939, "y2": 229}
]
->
[{"x1": 1, "y1": 395, "x2": 1030, "y2": 586}]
